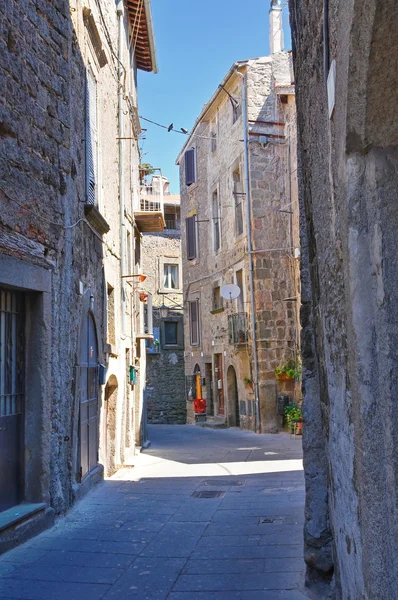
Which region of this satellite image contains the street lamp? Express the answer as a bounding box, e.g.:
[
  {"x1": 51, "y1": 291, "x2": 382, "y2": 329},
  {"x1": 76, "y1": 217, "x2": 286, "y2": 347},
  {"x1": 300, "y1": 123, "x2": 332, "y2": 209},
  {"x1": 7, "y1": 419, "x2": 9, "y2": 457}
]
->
[{"x1": 159, "y1": 303, "x2": 169, "y2": 319}]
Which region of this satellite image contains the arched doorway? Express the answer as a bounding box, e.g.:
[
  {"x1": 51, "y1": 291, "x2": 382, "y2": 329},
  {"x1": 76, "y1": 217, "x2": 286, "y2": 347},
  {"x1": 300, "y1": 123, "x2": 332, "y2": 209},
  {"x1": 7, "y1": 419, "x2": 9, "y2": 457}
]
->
[
  {"x1": 227, "y1": 365, "x2": 240, "y2": 427},
  {"x1": 104, "y1": 375, "x2": 118, "y2": 477},
  {"x1": 79, "y1": 312, "x2": 99, "y2": 479}
]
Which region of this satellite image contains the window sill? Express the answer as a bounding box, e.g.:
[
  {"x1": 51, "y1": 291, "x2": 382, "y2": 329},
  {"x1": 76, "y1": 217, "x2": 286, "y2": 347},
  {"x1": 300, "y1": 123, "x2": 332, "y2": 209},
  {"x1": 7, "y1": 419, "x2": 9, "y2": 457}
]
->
[
  {"x1": 0, "y1": 503, "x2": 47, "y2": 533},
  {"x1": 210, "y1": 307, "x2": 224, "y2": 315},
  {"x1": 84, "y1": 205, "x2": 110, "y2": 235}
]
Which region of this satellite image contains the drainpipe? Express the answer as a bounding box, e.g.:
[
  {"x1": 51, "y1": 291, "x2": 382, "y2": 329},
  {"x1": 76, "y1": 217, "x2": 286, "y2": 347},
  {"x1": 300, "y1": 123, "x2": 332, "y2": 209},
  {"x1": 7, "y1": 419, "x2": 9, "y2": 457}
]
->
[
  {"x1": 117, "y1": 1, "x2": 126, "y2": 336},
  {"x1": 238, "y1": 69, "x2": 261, "y2": 433}
]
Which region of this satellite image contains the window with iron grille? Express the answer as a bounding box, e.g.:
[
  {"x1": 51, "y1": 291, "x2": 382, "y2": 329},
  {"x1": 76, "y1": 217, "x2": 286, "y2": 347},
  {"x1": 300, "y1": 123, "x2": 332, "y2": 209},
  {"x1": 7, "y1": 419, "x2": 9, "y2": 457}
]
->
[
  {"x1": 185, "y1": 148, "x2": 196, "y2": 186},
  {"x1": 212, "y1": 190, "x2": 220, "y2": 252},
  {"x1": 164, "y1": 213, "x2": 177, "y2": 229},
  {"x1": 85, "y1": 67, "x2": 98, "y2": 206},
  {"x1": 186, "y1": 215, "x2": 197, "y2": 260},
  {"x1": 189, "y1": 300, "x2": 200, "y2": 346},
  {"x1": 0, "y1": 290, "x2": 24, "y2": 419}
]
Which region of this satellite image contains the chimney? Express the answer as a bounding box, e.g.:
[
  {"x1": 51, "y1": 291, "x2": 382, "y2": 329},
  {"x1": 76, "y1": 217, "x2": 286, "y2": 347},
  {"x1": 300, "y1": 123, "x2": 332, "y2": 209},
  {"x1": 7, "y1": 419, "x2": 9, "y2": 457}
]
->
[{"x1": 269, "y1": 0, "x2": 284, "y2": 54}]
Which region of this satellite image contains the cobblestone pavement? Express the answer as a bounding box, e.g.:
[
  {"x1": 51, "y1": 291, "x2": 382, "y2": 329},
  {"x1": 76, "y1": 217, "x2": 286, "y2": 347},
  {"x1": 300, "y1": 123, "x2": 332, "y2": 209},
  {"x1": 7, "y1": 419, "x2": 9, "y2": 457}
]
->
[{"x1": 0, "y1": 425, "x2": 309, "y2": 599}]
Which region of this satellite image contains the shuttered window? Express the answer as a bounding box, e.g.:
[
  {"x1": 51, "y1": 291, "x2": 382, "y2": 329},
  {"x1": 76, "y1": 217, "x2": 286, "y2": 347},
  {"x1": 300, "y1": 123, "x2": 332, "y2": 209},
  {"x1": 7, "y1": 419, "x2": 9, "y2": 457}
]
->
[
  {"x1": 185, "y1": 148, "x2": 196, "y2": 186},
  {"x1": 186, "y1": 215, "x2": 197, "y2": 260},
  {"x1": 189, "y1": 300, "x2": 200, "y2": 346},
  {"x1": 86, "y1": 68, "x2": 98, "y2": 206}
]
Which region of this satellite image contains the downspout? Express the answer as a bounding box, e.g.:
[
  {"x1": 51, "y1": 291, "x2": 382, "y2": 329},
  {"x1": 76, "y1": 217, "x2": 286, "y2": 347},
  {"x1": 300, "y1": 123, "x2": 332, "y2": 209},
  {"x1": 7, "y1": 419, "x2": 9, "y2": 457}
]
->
[
  {"x1": 238, "y1": 69, "x2": 261, "y2": 433},
  {"x1": 117, "y1": 2, "x2": 126, "y2": 336},
  {"x1": 323, "y1": 0, "x2": 329, "y2": 84}
]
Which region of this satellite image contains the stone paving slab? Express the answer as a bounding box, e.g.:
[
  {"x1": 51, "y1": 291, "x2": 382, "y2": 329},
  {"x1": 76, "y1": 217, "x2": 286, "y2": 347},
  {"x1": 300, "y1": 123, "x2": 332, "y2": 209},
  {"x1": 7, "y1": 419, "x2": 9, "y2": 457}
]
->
[{"x1": 0, "y1": 425, "x2": 309, "y2": 600}]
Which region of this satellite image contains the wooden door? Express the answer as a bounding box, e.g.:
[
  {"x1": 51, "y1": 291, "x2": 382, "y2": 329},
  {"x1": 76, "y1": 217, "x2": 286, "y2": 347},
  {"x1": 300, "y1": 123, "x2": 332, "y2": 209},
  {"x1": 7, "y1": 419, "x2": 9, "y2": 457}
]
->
[
  {"x1": 0, "y1": 289, "x2": 25, "y2": 512},
  {"x1": 80, "y1": 313, "x2": 99, "y2": 479},
  {"x1": 215, "y1": 354, "x2": 224, "y2": 416}
]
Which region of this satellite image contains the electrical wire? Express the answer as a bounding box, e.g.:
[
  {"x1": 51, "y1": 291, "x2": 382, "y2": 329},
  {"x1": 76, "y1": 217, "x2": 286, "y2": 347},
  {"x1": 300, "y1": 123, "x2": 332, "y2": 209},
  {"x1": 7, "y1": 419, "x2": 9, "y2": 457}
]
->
[{"x1": 0, "y1": 187, "x2": 106, "y2": 243}]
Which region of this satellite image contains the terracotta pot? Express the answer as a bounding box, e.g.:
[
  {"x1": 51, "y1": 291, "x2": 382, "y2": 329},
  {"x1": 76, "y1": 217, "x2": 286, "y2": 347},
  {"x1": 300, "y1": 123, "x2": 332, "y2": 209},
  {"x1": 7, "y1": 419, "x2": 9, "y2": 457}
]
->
[{"x1": 139, "y1": 292, "x2": 148, "y2": 302}]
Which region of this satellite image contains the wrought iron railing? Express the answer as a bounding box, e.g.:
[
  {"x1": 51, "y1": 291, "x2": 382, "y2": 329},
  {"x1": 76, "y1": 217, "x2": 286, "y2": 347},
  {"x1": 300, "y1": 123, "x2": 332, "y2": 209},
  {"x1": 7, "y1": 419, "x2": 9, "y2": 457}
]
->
[{"x1": 228, "y1": 312, "x2": 248, "y2": 344}]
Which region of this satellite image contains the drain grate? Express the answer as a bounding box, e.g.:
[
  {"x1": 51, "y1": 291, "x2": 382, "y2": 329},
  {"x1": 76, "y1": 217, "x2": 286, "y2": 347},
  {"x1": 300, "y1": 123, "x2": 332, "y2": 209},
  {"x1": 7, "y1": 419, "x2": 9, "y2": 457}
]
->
[
  {"x1": 259, "y1": 518, "x2": 274, "y2": 524},
  {"x1": 202, "y1": 479, "x2": 245, "y2": 487},
  {"x1": 192, "y1": 490, "x2": 225, "y2": 499}
]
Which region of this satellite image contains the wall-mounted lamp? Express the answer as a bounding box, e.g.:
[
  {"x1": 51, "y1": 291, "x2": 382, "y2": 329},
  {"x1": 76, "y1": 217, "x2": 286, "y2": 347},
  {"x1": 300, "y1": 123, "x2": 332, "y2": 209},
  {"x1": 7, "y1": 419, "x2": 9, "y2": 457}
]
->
[
  {"x1": 159, "y1": 304, "x2": 169, "y2": 319},
  {"x1": 90, "y1": 294, "x2": 94, "y2": 311}
]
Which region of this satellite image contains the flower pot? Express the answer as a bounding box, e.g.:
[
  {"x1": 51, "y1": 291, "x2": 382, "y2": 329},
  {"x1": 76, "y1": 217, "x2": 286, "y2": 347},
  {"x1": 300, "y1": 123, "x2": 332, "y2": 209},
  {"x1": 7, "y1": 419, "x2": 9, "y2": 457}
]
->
[{"x1": 139, "y1": 292, "x2": 148, "y2": 302}]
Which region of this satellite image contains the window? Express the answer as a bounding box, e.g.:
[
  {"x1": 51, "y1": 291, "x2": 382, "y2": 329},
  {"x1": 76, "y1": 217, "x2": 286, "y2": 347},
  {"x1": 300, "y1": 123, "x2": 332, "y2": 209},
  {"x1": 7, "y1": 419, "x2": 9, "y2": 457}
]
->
[
  {"x1": 233, "y1": 168, "x2": 244, "y2": 236},
  {"x1": 86, "y1": 67, "x2": 98, "y2": 206},
  {"x1": 163, "y1": 264, "x2": 179, "y2": 289},
  {"x1": 212, "y1": 190, "x2": 220, "y2": 252},
  {"x1": 164, "y1": 212, "x2": 177, "y2": 229},
  {"x1": 232, "y1": 89, "x2": 241, "y2": 124},
  {"x1": 236, "y1": 269, "x2": 244, "y2": 313},
  {"x1": 185, "y1": 148, "x2": 196, "y2": 186},
  {"x1": 212, "y1": 286, "x2": 222, "y2": 311},
  {"x1": 186, "y1": 215, "x2": 197, "y2": 260},
  {"x1": 164, "y1": 321, "x2": 178, "y2": 345},
  {"x1": 189, "y1": 300, "x2": 200, "y2": 345},
  {"x1": 107, "y1": 284, "x2": 115, "y2": 345}
]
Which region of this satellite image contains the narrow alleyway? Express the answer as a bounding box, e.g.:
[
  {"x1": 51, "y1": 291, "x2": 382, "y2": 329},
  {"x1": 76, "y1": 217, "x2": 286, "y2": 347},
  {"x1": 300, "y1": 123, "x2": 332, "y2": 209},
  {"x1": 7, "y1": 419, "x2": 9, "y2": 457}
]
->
[{"x1": 0, "y1": 426, "x2": 308, "y2": 599}]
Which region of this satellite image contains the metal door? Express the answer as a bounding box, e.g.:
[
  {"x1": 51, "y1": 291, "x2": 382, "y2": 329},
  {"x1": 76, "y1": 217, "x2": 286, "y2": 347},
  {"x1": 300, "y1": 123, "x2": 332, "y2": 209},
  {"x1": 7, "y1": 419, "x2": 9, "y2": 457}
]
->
[
  {"x1": 80, "y1": 313, "x2": 98, "y2": 479},
  {"x1": 0, "y1": 289, "x2": 25, "y2": 512},
  {"x1": 215, "y1": 354, "x2": 224, "y2": 416}
]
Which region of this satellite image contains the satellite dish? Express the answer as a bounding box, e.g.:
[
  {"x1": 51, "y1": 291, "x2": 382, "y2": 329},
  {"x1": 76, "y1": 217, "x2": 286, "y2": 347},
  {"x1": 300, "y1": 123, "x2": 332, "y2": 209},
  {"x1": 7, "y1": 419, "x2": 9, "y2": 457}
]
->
[{"x1": 221, "y1": 283, "x2": 241, "y2": 301}]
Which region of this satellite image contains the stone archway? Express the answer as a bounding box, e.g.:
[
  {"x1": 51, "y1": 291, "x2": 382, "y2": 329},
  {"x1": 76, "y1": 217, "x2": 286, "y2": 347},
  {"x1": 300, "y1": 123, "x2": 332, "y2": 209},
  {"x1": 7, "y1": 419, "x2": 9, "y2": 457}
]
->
[
  {"x1": 104, "y1": 375, "x2": 118, "y2": 477},
  {"x1": 227, "y1": 365, "x2": 240, "y2": 427}
]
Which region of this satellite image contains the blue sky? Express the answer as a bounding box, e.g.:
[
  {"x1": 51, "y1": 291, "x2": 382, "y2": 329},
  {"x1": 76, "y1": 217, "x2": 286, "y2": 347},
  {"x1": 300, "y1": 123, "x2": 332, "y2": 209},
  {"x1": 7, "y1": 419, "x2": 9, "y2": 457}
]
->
[{"x1": 138, "y1": 0, "x2": 291, "y2": 194}]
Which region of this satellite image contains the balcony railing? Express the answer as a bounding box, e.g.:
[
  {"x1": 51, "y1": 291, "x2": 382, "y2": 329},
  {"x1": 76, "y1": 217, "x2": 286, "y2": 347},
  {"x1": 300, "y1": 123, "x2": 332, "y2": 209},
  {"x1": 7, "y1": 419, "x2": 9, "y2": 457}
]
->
[{"x1": 228, "y1": 313, "x2": 248, "y2": 345}]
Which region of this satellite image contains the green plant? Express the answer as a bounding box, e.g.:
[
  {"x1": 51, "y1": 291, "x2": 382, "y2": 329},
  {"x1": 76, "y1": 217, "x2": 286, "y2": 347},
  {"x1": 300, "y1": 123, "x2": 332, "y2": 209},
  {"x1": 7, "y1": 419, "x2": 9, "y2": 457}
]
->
[
  {"x1": 275, "y1": 359, "x2": 302, "y2": 380},
  {"x1": 284, "y1": 403, "x2": 302, "y2": 428},
  {"x1": 243, "y1": 377, "x2": 252, "y2": 385},
  {"x1": 153, "y1": 339, "x2": 160, "y2": 347},
  {"x1": 139, "y1": 162, "x2": 154, "y2": 176}
]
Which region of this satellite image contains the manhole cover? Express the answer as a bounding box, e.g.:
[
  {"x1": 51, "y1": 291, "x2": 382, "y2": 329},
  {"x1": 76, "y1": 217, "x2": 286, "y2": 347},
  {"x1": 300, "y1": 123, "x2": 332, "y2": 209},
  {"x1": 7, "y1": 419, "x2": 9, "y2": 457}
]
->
[
  {"x1": 202, "y1": 480, "x2": 244, "y2": 487},
  {"x1": 192, "y1": 490, "x2": 225, "y2": 499}
]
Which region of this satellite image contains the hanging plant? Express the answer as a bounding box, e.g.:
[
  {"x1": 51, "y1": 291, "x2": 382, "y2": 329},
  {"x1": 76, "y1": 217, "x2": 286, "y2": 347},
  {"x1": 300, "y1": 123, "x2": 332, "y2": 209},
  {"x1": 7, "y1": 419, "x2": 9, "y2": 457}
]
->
[
  {"x1": 275, "y1": 359, "x2": 302, "y2": 381},
  {"x1": 139, "y1": 291, "x2": 148, "y2": 303}
]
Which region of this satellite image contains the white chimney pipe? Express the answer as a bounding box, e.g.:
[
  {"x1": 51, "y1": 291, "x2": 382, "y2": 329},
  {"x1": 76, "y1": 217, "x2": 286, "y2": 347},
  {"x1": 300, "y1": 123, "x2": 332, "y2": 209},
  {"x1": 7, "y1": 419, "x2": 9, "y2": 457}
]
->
[{"x1": 269, "y1": 0, "x2": 284, "y2": 54}]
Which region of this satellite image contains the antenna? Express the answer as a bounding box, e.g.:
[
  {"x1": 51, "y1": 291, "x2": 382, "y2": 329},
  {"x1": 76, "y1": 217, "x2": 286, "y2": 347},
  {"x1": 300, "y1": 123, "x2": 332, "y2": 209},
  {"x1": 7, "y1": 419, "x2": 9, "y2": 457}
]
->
[{"x1": 221, "y1": 284, "x2": 241, "y2": 301}]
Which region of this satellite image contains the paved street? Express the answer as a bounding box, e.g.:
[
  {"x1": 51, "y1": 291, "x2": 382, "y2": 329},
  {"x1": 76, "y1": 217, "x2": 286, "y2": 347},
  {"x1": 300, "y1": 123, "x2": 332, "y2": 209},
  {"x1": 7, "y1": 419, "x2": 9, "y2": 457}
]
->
[{"x1": 0, "y1": 425, "x2": 308, "y2": 599}]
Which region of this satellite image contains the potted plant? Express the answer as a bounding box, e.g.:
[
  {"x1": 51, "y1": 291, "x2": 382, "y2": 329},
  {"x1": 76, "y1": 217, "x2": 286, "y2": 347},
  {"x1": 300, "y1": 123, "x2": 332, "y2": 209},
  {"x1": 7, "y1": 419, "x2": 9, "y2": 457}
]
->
[
  {"x1": 238, "y1": 329, "x2": 246, "y2": 343},
  {"x1": 284, "y1": 403, "x2": 302, "y2": 434},
  {"x1": 275, "y1": 359, "x2": 302, "y2": 381},
  {"x1": 139, "y1": 162, "x2": 154, "y2": 182},
  {"x1": 244, "y1": 377, "x2": 253, "y2": 392},
  {"x1": 139, "y1": 291, "x2": 148, "y2": 302}
]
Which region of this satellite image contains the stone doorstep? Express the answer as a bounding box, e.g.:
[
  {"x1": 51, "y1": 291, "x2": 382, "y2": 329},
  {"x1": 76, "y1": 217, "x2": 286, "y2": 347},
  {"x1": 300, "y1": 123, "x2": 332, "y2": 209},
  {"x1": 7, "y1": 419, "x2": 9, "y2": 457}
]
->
[
  {"x1": 0, "y1": 503, "x2": 55, "y2": 555},
  {"x1": 0, "y1": 503, "x2": 46, "y2": 533}
]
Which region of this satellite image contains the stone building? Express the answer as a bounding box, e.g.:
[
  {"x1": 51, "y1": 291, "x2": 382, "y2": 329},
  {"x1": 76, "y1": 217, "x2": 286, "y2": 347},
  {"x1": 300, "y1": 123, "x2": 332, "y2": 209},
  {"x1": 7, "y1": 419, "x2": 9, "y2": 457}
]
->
[
  {"x1": 0, "y1": 0, "x2": 158, "y2": 551},
  {"x1": 177, "y1": 6, "x2": 300, "y2": 432},
  {"x1": 290, "y1": 0, "x2": 398, "y2": 597},
  {"x1": 141, "y1": 176, "x2": 186, "y2": 425}
]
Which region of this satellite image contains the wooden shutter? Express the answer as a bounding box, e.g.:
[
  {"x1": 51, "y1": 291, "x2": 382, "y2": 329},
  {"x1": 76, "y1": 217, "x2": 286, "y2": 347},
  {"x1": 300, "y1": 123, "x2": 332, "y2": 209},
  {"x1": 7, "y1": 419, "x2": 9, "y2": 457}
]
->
[
  {"x1": 186, "y1": 216, "x2": 197, "y2": 260},
  {"x1": 185, "y1": 148, "x2": 196, "y2": 186},
  {"x1": 86, "y1": 69, "x2": 97, "y2": 205},
  {"x1": 190, "y1": 300, "x2": 199, "y2": 345}
]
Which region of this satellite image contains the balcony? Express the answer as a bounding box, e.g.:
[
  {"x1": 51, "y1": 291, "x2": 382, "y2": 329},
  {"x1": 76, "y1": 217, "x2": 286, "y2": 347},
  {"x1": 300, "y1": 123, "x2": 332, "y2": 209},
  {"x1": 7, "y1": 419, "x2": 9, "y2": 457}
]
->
[
  {"x1": 135, "y1": 196, "x2": 165, "y2": 232},
  {"x1": 228, "y1": 313, "x2": 249, "y2": 345},
  {"x1": 135, "y1": 175, "x2": 165, "y2": 233}
]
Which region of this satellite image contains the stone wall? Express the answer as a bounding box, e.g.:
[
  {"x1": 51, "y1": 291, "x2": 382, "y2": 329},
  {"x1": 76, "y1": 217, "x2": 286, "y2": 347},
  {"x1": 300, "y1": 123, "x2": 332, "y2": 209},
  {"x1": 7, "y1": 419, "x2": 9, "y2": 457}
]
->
[
  {"x1": 178, "y1": 56, "x2": 300, "y2": 432},
  {"x1": 0, "y1": 0, "x2": 152, "y2": 548},
  {"x1": 141, "y1": 218, "x2": 186, "y2": 425},
  {"x1": 290, "y1": 0, "x2": 398, "y2": 597}
]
